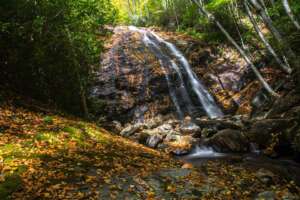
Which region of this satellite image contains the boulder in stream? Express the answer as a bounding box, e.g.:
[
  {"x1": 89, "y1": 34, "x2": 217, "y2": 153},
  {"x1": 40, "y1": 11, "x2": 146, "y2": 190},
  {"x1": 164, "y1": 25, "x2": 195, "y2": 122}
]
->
[
  {"x1": 206, "y1": 129, "x2": 249, "y2": 153},
  {"x1": 248, "y1": 119, "x2": 293, "y2": 147}
]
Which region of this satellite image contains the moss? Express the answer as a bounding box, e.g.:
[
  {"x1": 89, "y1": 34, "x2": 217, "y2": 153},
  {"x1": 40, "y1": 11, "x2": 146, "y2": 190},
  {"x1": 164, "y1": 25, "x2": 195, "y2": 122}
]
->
[
  {"x1": 0, "y1": 174, "x2": 22, "y2": 199},
  {"x1": 34, "y1": 132, "x2": 60, "y2": 144},
  {"x1": 43, "y1": 116, "x2": 54, "y2": 124},
  {"x1": 62, "y1": 126, "x2": 78, "y2": 135},
  {"x1": 206, "y1": 0, "x2": 231, "y2": 11},
  {"x1": 62, "y1": 126, "x2": 87, "y2": 145},
  {"x1": 0, "y1": 144, "x2": 24, "y2": 160}
]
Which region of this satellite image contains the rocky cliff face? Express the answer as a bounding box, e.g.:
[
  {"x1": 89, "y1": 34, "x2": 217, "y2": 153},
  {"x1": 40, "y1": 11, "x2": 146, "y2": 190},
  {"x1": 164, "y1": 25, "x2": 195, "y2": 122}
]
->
[
  {"x1": 91, "y1": 27, "x2": 176, "y2": 123},
  {"x1": 90, "y1": 26, "x2": 282, "y2": 124}
]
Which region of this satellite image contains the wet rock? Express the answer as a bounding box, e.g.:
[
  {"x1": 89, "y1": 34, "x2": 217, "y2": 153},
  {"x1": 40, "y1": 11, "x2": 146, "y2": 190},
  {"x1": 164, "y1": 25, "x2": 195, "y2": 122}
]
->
[
  {"x1": 206, "y1": 129, "x2": 249, "y2": 152},
  {"x1": 165, "y1": 133, "x2": 181, "y2": 143},
  {"x1": 157, "y1": 124, "x2": 173, "y2": 134},
  {"x1": 180, "y1": 123, "x2": 201, "y2": 135},
  {"x1": 136, "y1": 132, "x2": 150, "y2": 144},
  {"x1": 255, "y1": 169, "x2": 275, "y2": 186},
  {"x1": 248, "y1": 119, "x2": 293, "y2": 147},
  {"x1": 201, "y1": 128, "x2": 217, "y2": 138},
  {"x1": 284, "y1": 106, "x2": 300, "y2": 118},
  {"x1": 170, "y1": 148, "x2": 190, "y2": 156},
  {"x1": 144, "y1": 115, "x2": 163, "y2": 129},
  {"x1": 108, "y1": 120, "x2": 123, "y2": 133},
  {"x1": 255, "y1": 191, "x2": 275, "y2": 200},
  {"x1": 195, "y1": 118, "x2": 242, "y2": 131},
  {"x1": 146, "y1": 134, "x2": 164, "y2": 148},
  {"x1": 120, "y1": 123, "x2": 145, "y2": 137},
  {"x1": 266, "y1": 90, "x2": 300, "y2": 118}
]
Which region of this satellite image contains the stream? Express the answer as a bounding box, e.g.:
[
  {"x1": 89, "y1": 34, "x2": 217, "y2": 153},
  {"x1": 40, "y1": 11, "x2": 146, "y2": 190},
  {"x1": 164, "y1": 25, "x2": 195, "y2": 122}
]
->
[{"x1": 177, "y1": 145, "x2": 300, "y2": 185}]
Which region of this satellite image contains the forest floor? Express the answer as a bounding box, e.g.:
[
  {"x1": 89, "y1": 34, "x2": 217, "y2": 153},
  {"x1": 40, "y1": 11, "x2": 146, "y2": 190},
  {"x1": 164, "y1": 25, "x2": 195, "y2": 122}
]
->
[{"x1": 0, "y1": 99, "x2": 299, "y2": 199}]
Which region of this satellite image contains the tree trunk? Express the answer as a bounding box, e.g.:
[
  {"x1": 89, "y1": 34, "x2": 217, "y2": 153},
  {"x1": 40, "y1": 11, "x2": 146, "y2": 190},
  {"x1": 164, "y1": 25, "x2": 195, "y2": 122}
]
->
[
  {"x1": 192, "y1": 0, "x2": 279, "y2": 97},
  {"x1": 80, "y1": 84, "x2": 89, "y2": 119},
  {"x1": 282, "y1": 0, "x2": 300, "y2": 30},
  {"x1": 249, "y1": 0, "x2": 296, "y2": 59},
  {"x1": 244, "y1": 0, "x2": 292, "y2": 73}
]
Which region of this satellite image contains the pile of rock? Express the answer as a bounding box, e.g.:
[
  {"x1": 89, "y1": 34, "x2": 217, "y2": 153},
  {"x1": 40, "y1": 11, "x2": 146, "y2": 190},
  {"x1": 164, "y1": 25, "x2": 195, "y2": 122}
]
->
[
  {"x1": 117, "y1": 116, "x2": 200, "y2": 153},
  {"x1": 114, "y1": 90, "x2": 300, "y2": 157}
]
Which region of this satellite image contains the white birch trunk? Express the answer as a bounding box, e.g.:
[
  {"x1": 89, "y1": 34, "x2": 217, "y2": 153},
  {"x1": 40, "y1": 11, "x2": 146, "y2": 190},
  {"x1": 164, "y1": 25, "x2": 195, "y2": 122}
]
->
[
  {"x1": 193, "y1": 0, "x2": 279, "y2": 97},
  {"x1": 244, "y1": 0, "x2": 292, "y2": 73},
  {"x1": 282, "y1": 0, "x2": 300, "y2": 30}
]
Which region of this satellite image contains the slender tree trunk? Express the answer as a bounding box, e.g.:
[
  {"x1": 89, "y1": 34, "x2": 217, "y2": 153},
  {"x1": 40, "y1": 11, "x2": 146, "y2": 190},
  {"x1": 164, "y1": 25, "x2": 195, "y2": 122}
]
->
[
  {"x1": 228, "y1": 1, "x2": 246, "y2": 50},
  {"x1": 249, "y1": 0, "x2": 296, "y2": 59},
  {"x1": 244, "y1": 0, "x2": 292, "y2": 73},
  {"x1": 193, "y1": 0, "x2": 278, "y2": 97},
  {"x1": 282, "y1": 0, "x2": 300, "y2": 30},
  {"x1": 79, "y1": 83, "x2": 89, "y2": 119},
  {"x1": 258, "y1": 0, "x2": 270, "y2": 17},
  {"x1": 171, "y1": 0, "x2": 180, "y2": 29}
]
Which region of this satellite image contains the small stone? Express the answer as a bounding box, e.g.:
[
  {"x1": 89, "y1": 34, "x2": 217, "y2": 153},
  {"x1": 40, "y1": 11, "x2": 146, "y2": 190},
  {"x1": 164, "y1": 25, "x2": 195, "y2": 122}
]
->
[
  {"x1": 181, "y1": 163, "x2": 193, "y2": 169},
  {"x1": 255, "y1": 191, "x2": 275, "y2": 200}
]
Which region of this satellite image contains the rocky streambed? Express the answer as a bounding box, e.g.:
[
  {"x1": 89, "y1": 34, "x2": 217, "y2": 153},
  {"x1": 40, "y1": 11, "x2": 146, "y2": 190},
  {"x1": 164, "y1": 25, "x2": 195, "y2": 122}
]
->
[
  {"x1": 92, "y1": 26, "x2": 300, "y2": 196},
  {"x1": 104, "y1": 88, "x2": 300, "y2": 186}
]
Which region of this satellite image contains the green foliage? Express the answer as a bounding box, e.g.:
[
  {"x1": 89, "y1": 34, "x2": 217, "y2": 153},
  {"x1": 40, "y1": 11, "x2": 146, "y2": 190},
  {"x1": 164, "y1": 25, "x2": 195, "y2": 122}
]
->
[
  {"x1": 43, "y1": 116, "x2": 54, "y2": 124},
  {"x1": 0, "y1": 0, "x2": 117, "y2": 114}
]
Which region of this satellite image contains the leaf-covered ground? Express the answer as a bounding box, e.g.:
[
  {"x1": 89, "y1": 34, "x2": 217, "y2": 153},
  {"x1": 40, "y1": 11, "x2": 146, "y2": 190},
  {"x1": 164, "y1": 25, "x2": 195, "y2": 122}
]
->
[{"x1": 0, "y1": 103, "x2": 299, "y2": 199}]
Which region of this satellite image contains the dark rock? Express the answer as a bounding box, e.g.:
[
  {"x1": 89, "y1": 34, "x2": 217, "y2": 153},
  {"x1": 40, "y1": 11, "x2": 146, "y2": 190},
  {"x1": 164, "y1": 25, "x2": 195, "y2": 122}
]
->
[
  {"x1": 206, "y1": 129, "x2": 249, "y2": 152},
  {"x1": 195, "y1": 118, "x2": 242, "y2": 131},
  {"x1": 248, "y1": 119, "x2": 293, "y2": 147},
  {"x1": 136, "y1": 132, "x2": 150, "y2": 144},
  {"x1": 266, "y1": 90, "x2": 300, "y2": 118},
  {"x1": 255, "y1": 191, "x2": 275, "y2": 200},
  {"x1": 255, "y1": 169, "x2": 275, "y2": 186},
  {"x1": 106, "y1": 120, "x2": 123, "y2": 133},
  {"x1": 201, "y1": 128, "x2": 218, "y2": 138},
  {"x1": 170, "y1": 149, "x2": 190, "y2": 156}
]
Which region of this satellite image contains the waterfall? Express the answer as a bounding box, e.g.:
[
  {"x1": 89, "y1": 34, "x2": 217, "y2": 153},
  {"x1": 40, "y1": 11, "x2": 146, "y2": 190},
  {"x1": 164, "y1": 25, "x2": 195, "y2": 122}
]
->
[
  {"x1": 129, "y1": 26, "x2": 223, "y2": 119},
  {"x1": 142, "y1": 31, "x2": 184, "y2": 119},
  {"x1": 150, "y1": 31, "x2": 224, "y2": 118}
]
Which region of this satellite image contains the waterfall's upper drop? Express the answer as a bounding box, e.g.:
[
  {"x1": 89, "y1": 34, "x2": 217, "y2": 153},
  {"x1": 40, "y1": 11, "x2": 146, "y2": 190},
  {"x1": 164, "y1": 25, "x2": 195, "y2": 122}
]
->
[{"x1": 129, "y1": 26, "x2": 224, "y2": 119}]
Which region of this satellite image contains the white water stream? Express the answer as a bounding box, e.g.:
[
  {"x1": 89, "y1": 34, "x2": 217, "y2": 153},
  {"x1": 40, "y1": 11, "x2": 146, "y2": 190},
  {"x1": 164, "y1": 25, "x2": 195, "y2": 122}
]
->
[{"x1": 129, "y1": 26, "x2": 224, "y2": 119}]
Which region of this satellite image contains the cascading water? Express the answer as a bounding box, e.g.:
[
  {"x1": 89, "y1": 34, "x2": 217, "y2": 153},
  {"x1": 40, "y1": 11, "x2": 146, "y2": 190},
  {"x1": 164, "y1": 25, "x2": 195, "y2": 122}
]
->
[
  {"x1": 186, "y1": 146, "x2": 225, "y2": 158},
  {"x1": 129, "y1": 26, "x2": 223, "y2": 119},
  {"x1": 150, "y1": 31, "x2": 224, "y2": 118},
  {"x1": 142, "y1": 31, "x2": 185, "y2": 119}
]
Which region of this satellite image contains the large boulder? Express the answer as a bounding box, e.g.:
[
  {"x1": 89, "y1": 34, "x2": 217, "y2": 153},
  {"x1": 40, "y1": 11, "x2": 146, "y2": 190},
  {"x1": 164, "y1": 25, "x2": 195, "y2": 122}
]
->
[
  {"x1": 248, "y1": 119, "x2": 293, "y2": 147},
  {"x1": 266, "y1": 90, "x2": 300, "y2": 118},
  {"x1": 206, "y1": 129, "x2": 249, "y2": 152}
]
